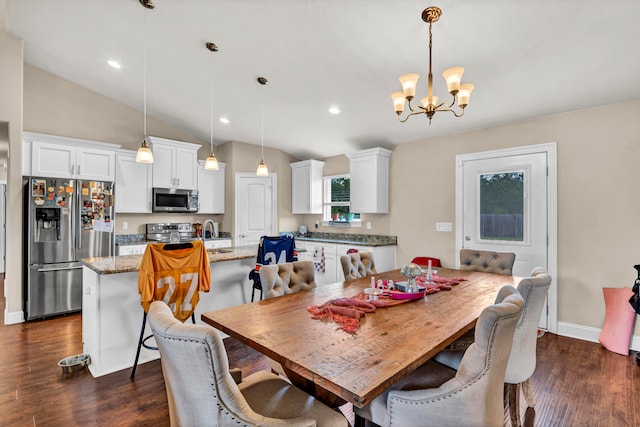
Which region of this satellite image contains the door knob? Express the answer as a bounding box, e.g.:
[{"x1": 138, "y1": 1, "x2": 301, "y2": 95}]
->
[{"x1": 465, "y1": 236, "x2": 470, "y2": 241}]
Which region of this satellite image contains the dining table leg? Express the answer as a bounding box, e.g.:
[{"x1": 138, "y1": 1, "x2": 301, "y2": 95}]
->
[{"x1": 282, "y1": 365, "x2": 348, "y2": 409}]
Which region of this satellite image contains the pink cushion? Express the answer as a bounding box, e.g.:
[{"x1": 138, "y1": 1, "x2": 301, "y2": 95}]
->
[{"x1": 599, "y1": 287, "x2": 636, "y2": 355}]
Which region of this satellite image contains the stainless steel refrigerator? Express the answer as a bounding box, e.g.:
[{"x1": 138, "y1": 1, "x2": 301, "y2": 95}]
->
[{"x1": 23, "y1": 177, "x2": 115, "y2": 320}]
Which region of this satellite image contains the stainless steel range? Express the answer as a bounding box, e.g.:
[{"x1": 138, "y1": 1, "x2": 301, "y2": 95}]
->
[{"x1": 146, "y1": 223, "x2": 194, "y2": 243}]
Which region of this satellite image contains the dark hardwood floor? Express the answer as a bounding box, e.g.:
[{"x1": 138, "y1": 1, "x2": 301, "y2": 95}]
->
[{"x1": 1, "y1": 280, "x2": 638, "y2": 426}]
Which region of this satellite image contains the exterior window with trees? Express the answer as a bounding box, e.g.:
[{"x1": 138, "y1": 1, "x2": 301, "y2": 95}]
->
[
  {"x1": 479, "y1": 172, "x2": 524, "y2": 241},
  {"x1": 323, "y1": 175, "x2": 360, "y2": 222}
]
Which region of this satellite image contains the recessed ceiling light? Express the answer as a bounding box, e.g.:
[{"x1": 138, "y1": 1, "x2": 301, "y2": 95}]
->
[
  {"x1": 107, "y1": 60, "x2": 121, "y2": 69},
  {"x1": 219, "y1": 117, "x2": 230, "y2": 124},
  {"x1": 329, "y1": 106, "x2": 341, "y2": 115}
]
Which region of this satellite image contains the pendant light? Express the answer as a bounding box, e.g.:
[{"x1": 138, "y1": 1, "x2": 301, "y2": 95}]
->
[
  {"x1": 256, "y1": 77, "x2": 269, "y2": 176},
  {"x1": 204, "y1": 42, "x2": 219, "y2": 170},
  {"x1": 136, "y1": 1, "x2": 154, "y2": 163}
]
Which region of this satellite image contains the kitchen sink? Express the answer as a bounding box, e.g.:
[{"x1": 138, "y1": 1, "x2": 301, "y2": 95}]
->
[{"x1": 211, "y1": 248, "x2": 233, "y2": 254}]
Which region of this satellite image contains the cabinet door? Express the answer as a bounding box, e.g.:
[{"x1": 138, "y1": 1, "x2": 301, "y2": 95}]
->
[
  {"x1": 291, "y1": 160, "x2": 324, "y2": 214},
  {"x1": 115, "y1": 151, "x2": 152, "y2": 213},
  {"x1": 174, "y1": 146, "x2": 198, "y2": 190},
  {"x1": 197, "y1": 162, "x2": 225, "y2": 214},
  {"x1": 151, "y1": 143, "x2": 175, "y2": 188},
  {"x1": 77, "y1": 147, "x2": 115, "y2": 181},
  {"x1": 32, "y1": 141, "x2": 75, "y2": 178},
  {"x1": 305, "y1": 242, "x2": 337, "y2": 285},
  {"x1": 348, "y1": 148, "x2": 391, "y2": 213}
]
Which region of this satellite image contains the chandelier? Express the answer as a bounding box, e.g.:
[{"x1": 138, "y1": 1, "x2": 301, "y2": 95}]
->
[{"x1": 391, "y1": 6, "x2": 474, "y2": 124}]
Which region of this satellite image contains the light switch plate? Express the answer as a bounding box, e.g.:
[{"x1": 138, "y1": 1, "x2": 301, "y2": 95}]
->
[
  {"x1": 366, "y1": 221, "x2": 372, "y2": 230},
  {"x1": 436, "y1": 222, "x2": 452, "y2": 232}
]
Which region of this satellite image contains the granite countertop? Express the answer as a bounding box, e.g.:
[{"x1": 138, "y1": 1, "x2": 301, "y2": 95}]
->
[
  {"x1": 81, "y1": 245, "x2": 257, "y2": 275},
  {"x1": 115, "y1": 233, "x2": 232, "y2": 246},
  {"x1": 293, "y1": 232, "x2": 397, "y2": 247}
]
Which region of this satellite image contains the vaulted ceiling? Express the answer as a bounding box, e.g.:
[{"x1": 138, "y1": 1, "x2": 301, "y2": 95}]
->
[{"x1": 6, "y1": 0, "x2": 640, "y2": 159}]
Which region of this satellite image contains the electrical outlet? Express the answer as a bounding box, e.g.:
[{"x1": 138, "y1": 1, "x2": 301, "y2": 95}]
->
[
  {"x1": 122, "y1": 221, "x2": 128, "y2": 230},
  {"x1": 436, "y1": 222, "x2": 452, "y2": 232},
  {"x1": 315, "y1": 221, "x2": 319, "y2": 229},
  {"x1": 366, "y1": 221, "x2": 372, "y2": 230}
]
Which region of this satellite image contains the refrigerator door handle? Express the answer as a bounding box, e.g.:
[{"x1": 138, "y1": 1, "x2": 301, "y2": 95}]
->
[
  {"x1": 37, "y1": 265, "x2": 83, "y2": 273},
  {"x1": 76, "y1": 187, "x2": 81, "y2": 249}
]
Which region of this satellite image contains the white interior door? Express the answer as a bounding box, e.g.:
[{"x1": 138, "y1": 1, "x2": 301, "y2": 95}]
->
[
  {"x1": 457, "y1": 144, "x2": 557, "y2": 331},
  {"x1": 235, "y1": 173, "x2": 277, "y2": 246}
]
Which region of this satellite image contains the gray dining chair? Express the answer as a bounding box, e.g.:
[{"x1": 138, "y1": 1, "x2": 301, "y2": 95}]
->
[
  {"x1": 459, "y1": 248, "x2": 516, "y2": 275},
  {"x1": 259, "y1": 260, "x2": 317, "y2": 299},
  {"x1": 147, "y1": 301, "x2": 348, "y2": 427},
  {"x1": 354, "y1": 285, "x2": 524, "y2": 427},
  {"x1": 340, "y1": 251, "x2": 377, "y2": 280},
  {"x1": 434, "y1": 267, "x2": 552, "y2": 427}
]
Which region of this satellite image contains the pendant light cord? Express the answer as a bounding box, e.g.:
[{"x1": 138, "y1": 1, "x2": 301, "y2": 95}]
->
[
  {"x1": 210, "y1": 80, "x2": 214, "y2": 152},
  {"x1": 261, "y1": 106, "x2": 264, "y2": 159},
  {"x1": 143, "y1": 7, "x2": 148, "y2": 139}
]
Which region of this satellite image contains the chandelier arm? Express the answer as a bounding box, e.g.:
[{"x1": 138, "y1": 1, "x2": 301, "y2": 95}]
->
[
  {"x1": 406, "y1": 98, "x2": 417, "y2": 113},
  {"x1": 433, "y1": 106, "x2": 466, "y2": 118},
  {"x1": 397, "y1": 109, "x2": 428, "y2": 123}
]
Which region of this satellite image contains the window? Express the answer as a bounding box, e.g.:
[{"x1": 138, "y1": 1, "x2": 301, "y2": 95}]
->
[
  {"x1": 479, "y1": 172, "x2": 524, "y2": 241},
  {"x1": 323, "y1": 175, "x2": 360, "y2": 223}
]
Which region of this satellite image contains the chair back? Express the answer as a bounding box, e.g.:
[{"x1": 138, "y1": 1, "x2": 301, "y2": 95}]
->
[
  {"x1": 147, "y1": 302, "x2": 255, "y2": 425},
  {"x1": 502, "y1": 267, "x2": 552, "y2": 384},
  {"x1": 340, "y1": 251, "x2": 377, "y2": 280},
  {"x1": 256, "y1": 235, "x2": 297, "y2": 267},
  {"x1": 459, "y1": 248, "x2": 515, "y2": 275},
  {"x1": 259, "y1": 260, "x2": 317, "y2": 299},
  {"x1": 138, "y1": 240, "x2": 210, "y2": 322},
  {"x1": 384, "y1": 286, "x2": 524, "y2": 427},
  {"x1": 411, "y1": 257, "x2": 442, "y2": 268}
]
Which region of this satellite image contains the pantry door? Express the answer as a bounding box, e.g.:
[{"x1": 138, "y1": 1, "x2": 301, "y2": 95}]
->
[
  {"x1": 456, "y1": 143, "x2": 557, "y2": 332},
  {"x1": 235, "y1": 173, "x2": 277, "y2": 247}
]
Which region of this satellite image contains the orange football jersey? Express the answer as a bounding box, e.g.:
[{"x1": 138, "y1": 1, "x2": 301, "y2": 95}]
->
[{"x1": 138, "y1": 240, "x2": 211, "y2": 322}]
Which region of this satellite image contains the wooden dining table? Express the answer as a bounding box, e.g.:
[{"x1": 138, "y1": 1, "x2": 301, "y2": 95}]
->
[{"x1": 201, "y1": 267, "x2": 520, "y2": 409}]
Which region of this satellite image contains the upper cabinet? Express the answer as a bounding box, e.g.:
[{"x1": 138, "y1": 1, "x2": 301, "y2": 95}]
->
[
  {"x1": 347, "y1": 147, "x2": 392, "y2": 213},
  {"x1": 291, "y1": 160, "x2": 325, "y2": 214},
  {"x1": 148, "y1": 136, "x2": 199, "y2": 190},
  {"x1": 115, "y1": 149, "x2": 152, "y2": 213},
  {"x1": 197, "y1": 160, "x2": 226, "y2": 214},
  {"x1": 24, "y1": 132, "x2": 119, "y2": 181}
]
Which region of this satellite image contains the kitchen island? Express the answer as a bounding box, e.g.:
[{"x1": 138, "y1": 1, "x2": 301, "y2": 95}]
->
[{"x1": 80, "y1": 246, "x2": 257, "y2": 377}]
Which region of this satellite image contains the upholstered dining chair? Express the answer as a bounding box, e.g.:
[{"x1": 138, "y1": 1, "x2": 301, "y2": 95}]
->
[
  {"x1": 434, "y1": 267, "x2": 552, "y2": 427},
  {"x1": 354, "y1": 286, "x2": 524, "y2": 427},
  {"x1": 147, "y1": 301, "x2": 348, "y2": 427},
  {"x1": 259, "y1": 260, "x2": 317, "y2": 299},
  {"x1": 459, "y1": 248, "x2": 516, "y2": 275},
  {"x1": 340, "y1": 251, "x2": 377, "y2": 280}
]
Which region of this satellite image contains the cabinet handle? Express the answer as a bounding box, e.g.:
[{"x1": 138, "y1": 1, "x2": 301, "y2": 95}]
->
[
  {"x1": 77, "y1": 165, "x2": 80, "y2": 175},
  {"x1": 71, "y1": 164, "x2": 74, "y2": 175}
]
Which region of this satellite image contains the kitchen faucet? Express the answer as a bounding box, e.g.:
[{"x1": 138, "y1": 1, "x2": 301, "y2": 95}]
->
[{"x1": 203, "y1": 219, "x2": 216, "y2": 244}]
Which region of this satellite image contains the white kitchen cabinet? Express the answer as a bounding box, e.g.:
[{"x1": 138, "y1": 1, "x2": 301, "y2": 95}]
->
[
  {"x1": 303, "y1": 242, "x2": 337, "y2": 285},
  {"x1": 197, "y1": 161, "x2": 226, "y2": 214},
  {"x1": 116, "y1": 243, "x2": 148, "y2": 256},
  {"x1": 148, "y1": 136, "x2": 199, "y2": 190},
  {"x1": 347, "y1": 147, "x2": 392, "y2": 213},
  {"x1": 290, "y1": 160, "x2": 325, "y2": 214},
  {"x1": 26, "y1": 132, "x2": 118, "y2": 181},
  {"x1": 335, "y1": 243, "x2": 397, "y2": 281},
  {"x1": 115, "y1": 149, "x2": 152, "y2": 213}
]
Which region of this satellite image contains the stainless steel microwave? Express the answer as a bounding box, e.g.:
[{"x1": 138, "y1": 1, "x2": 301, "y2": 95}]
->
[{"x1": 152, "y1": 188, "x2": 199, "y2": 213}]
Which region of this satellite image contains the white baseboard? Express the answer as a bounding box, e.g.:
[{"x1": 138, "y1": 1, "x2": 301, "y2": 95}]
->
[
  {"x1": 557, "y1": 321, "x2": 639, "y2": 352},
  {"x1": 4, "y1": 308, "x2": 24, "y2": 325}
]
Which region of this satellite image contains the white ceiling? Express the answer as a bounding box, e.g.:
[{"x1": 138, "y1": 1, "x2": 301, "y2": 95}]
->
[{"x1": 6, "y1": 0, "x2": 640, "y2": 160}]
